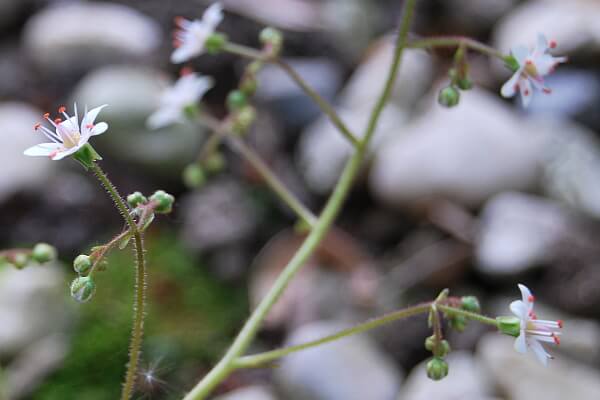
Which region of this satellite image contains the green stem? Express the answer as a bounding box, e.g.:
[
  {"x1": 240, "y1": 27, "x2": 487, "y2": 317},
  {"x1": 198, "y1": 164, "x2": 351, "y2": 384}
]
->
[
  {"x1": 408, "y1": 36, "x2": 507, "y2": 60},
  {"x1": 226, "y1": 135, "x2": 317, "y2": 227},
  {"x1": 223, "y1": 43, "x2": 360, "y2": 147},
  {"x1": 437, "y1": 305, "x2": 499, "y2": 327},
  {"x1": 90, "y1": 163, "x2": 146, "y2": 400},
  {"x1": 183, "y1": 2, "x2": 418, "y2": 399},
  {"x1": 233, "y1": 303, "x2": 432, "y2": 369}
]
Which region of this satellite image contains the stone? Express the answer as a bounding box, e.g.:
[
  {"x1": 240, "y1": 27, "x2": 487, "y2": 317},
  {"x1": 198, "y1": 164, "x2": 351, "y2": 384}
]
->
[
  {"x1": 215, "y1": 386, "x2": 276, "y2": 400},
  {"x1": 369, "y1": 89, "x2": 544, "y2": 208},
  {"x1": 445, "y1": 0, "x2": 518, "y2": 33},
  {"x1": 398, "y1": 352, "x2": 497, "y2": 400},
  {"x1": 0, "y1": 102, "x2": 56, "y2": 202},
  {"x1": 275, "y1": 321, "x2": 402, "y2": 400},
  {"x1": 23, "y1": 2, "x2": 161, "y2": 73},
  {"x1": 475, "y1": 192, "x2": 576, "y2": 276},
  {"x1": 71, "y1": 66, "x2": 205, "y2": 171},
  {"x1": 478, "y1": 334, "x2": 600, "y2": 400}
]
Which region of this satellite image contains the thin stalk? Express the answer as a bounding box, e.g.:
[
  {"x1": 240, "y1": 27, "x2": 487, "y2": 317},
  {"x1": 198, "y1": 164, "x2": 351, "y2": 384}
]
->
[
  {"x1": 223, "y1": 43, "x2": 360, "y2": 147},
  {"x1": 438, "y1": 305, "x2": 499, "y2": 327},
  {"x1": 182, "y1": 2, "x2": 419, "y2": 399},
  {"x1": 90, "y1": 163, "x2": 146, "y2": 400},
  {"x1": 408, "y1": 36, "x2": 507, "y2": 60},
  {"x1": 233, "y1": 303, "x2": 432, "y2": 369}
]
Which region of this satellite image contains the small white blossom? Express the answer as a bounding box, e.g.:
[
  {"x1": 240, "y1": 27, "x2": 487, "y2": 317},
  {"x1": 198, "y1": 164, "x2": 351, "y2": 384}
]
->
[
  {"x1": 171, "y1": 3, "x2": 223, "y2": 64},
  {"x1": 147, "y1": 69, "x2": 214, "y2": 129},
  {"x1": 510, "y1": 283, "x2": 563, "y2": 366},
  {"x1": 501, "y1": 33, "x2": 567, "y2": 107},
  {"x1": 24, "y1": 104, "x2": 108, "y2": 160}
]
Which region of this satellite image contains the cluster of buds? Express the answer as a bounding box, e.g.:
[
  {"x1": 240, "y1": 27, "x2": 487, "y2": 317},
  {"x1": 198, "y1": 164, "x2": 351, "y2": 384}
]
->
[
  {"x1": 183, "y1": 152, "x2": 226, "y2": 189},
  {"x1": 438, "y1": 46, "x2": 473, "y2": 108},
  {"x1": 70, "y1": 253, "x2": 97, "y2": 303},
  {"x1": 0, "y1": 243, "x2": 57, "y2": 270}
]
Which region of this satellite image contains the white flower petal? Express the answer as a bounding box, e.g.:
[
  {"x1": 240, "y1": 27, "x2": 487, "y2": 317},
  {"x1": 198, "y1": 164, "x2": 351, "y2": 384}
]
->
[
  {"x1": 514, "y1": 333, "x2": 527, "y2": 353},
  {"x1": 511, "y1": 46, "x2": 529, "y2": 65},
  {"x1": 519, "y1": 78, "x2": 533, "y2": 107},
  {"x1": 501, "y1": 70, "x2": 522, "y2": 98},
  {"x1": 82, "y1": 104, "x2": 108, "y2": 128},
  {"x1": 203, "y1": 2, "x2": 223, "y2": 29},
  {"x1": 24, "y1": 142, "x2": 62, "y2": 157},
  {"x1": 528, "y1": 338, "x2": 550, "y2": 366},
  {"x1": 171, "y1": 46, "x2": 196, "y2": 64},
  {"x1": 533, "y1": 33, "x2": 549, "y2": 58},
  {"x1": 51, "y1": 145, "x2": 81, "y2": 161},
  {"x1": 147, "y1": 107, "x2": 182, "y2": 129},
  {"x1": 510, "y1": 300, "x2": 528, "y2": 320},
  {"x1": 90, "y1": 122, "x2": 108, "y2": 136},
  {"x1": 535, "y1": 54, "x2": 565, "y2": 76},
  {"x1": 517, "y1": 284, "x2": 533, "y2": 304}
]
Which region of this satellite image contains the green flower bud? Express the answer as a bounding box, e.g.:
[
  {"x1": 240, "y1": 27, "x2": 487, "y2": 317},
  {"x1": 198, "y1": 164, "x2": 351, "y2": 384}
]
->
[
  {"x1": 449, "y1": 315, "x2": 467, "y2": 332},
  {"x1": 461, "y1": 296, "x2": 481, "y2": 313},
  {"x1": 205, "y1": 32, "x2": 228, "y2": 54},
  {"x1": 232, "y1": 105, "x2": 256, "y2": 135},
  {"x1": 12, "y1": 253, "x2": 29, "y2": 269},
  {"x1": 438, "y1": 86, "x2": 460, "y2": 108},
  {"x1": 424, "y1": 335, "x2": 450, "y2": 357},
  {"x1": 70, "y1": 276, "x2": 96, "y2": 303},
  {"x1": 149, "y1": 190, "x2": 175, "y2": 214},
  {"x1": 247, "y1": 60, "x2": 263, "y2": 75},
  {"x1": 73, "y1": 254, "x2": 93, "y2": 275},
  {"x1": 425, "y1": 335, "x2": 436, "y2": 351},
  {"x1": 426, "y1": 357, "x2": 449, "y2": 381},
  {"x1": 183, "y1": 164, "x2": 207, "y2": 189},
  {"x1": 227, "y1": 90, "x2": 248, "y2": 111},
  {"x1": 259, "y1": 27, "x2": 283, "y2": 55},
  {"x1": 127, "y1": 192, "x2": 148, "y2": 208},
  {"x1": 31, "y1": 243, "x2": 57, "y2": 264},
  {"x1": 240, "y1": 76, "x2": 258, "y2": 96},
  {"x1": 497, "y1": 316, "x2": 521, "y2": 337},
  {"x1": 456, "y1": 77, "x2": 473, "y2": 91},
  {"x1": 204, "y1": 152, "x2": 226, "y2": 174}
]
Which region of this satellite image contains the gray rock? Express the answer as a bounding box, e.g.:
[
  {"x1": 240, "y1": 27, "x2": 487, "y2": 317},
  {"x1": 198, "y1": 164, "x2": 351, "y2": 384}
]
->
[
  {"x1": 180, "y1": 180, "x2": 258, "y2": 252},
  {"x1": 445, "y1": 0, "x2": 517, "y2": 33},
  {"x1": 369, "y1": 89, "x2": 544, "y2": 208},
  {"x1": 71, "y1": 66, "x2": 205, "y2": 171},
  {"x1": 476, "y1": 192, "x2": 575, "y2": 276},
  {"x1": 0, "y1": 102, "x2": 56, "y2": 202},
  {"x1": 275, "y1": 321, "x2": 402, "y2": 400},
  {"x1": 215, "y1": 386, "x2": 277, "y2": 400},
  {"x1": 23, "y1": 2, "x2": 161, "y2": 72},
  {"x1": 398, "y1": 352, "x2": 497, "y2": 400},
  {"x1": 478, "y1": 334, "x2": 600, "y2": 400}
]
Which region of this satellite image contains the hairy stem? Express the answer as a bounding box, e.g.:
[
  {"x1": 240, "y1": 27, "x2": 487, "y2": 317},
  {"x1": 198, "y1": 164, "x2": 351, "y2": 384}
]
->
[
  {"x1": 408, "y1": 36, "x2": 507, "y2": 60},
  {"x1": 90, "y1": 163, "x2": 146, "y2": 400},
  {"x1": 183, "y1": 2, "x2": 418, "y2": 399},
  {"x1": 438, "y1": 305, "x2": 499, "y2": 327},
  {"x1": 233, "y1": 303, "x2": 432, "y2": 369}
]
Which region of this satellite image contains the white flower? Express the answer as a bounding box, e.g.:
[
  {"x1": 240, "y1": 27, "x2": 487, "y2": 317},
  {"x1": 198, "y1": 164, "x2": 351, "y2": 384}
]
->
[
  {"x1": 171, "y1": 3, "x2": 223, "y2": 64},
  {"x1": 501, "y1": 33, "x2": 567, "y2": 107},
  {"x1": 147, "y1": 70, "x2": 214, "y2": 129},
  {"x1": 510, "y1": 283, "x2": 563, "y2": 366},
  {"x1": 24, "y1": 104, "x2": 108, "y2": 160}
]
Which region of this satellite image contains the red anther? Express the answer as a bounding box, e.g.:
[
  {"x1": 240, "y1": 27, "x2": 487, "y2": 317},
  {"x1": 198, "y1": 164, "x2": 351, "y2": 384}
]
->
[
  {"x1": 34, "y1": 122, "x2": 41, "y2": 130},
  {"x1": 58, "y1": 105, "x2": 66, "y2": 113},
  {"x1": 180, "y1": 66, "x2": 193, "y2": 76},
  {"x1": 54, "y1": 118, "x2": 62, "y2": 124},
  {"x1": 524, "y1": 89, "x2": 530, "y2": 96},
  {"x1": 549, "y1": 40, "x2": 557, "y2": 49},
  {"x1": 553, "y1": 335, "x2": 561, "y2": 345},
  {"x1": 543, "y1": 88, "x2": 552, "y2": 94},
  {"x1": 174, "y1": 16, "x2": 185, "y2": 26},
  {"x1": 173, "y1": 39, "x2": 182, "y2": 48},
  {"x1": 86, "y1": 124, "x2": 94, "y2": 129},
  {"x1": 43, "y1": 112, "x2": 50, "y2": 119},
  {"x1": 526, "y1": 60, "x2": 533, "y2": 65},
  {"x1": 557, "y1": 320, "x2": 563, "y2": 328},
  {"x1": 528, "y1": 295, "x2": 535, "y2": 302}
]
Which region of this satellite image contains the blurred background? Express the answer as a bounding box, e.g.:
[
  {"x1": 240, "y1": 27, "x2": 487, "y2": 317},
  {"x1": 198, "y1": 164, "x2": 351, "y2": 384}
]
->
[{"x1": 1, "y1": 0, "x2": 600, "y2": 399}]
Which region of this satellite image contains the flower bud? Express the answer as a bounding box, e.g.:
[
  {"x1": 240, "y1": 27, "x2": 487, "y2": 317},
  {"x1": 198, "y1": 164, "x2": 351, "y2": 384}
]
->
[
  {"x1": 240, "y1": 76, "x2": 258, "y2": 96},
  {"x1": 449, "y1": 315, "x2": 467, "y2": 332},
  {"x1": 424, "y1": 335, "x2": 436, "y2": 351},
  {"x1": 426, "y1": 357, "x2": 449, "y2": 381},
  {"x1": 424, "y1": 335, "x2": 450, "y2": 357},
  {"x1": 127, "y1": 192, "x2": 148, "y2": 208},
  {"x1": 438, "y1": 86, "x2": 460, "y2": 108},
  {"x1": 183, "y1": 164, "x2": 207, "y2": 189},
  {"x1": 12, "y1": 253, "x2": 29, "y2": 269},
  {"x1": 205, "y1": 32, "x2": 228, "y2": 54},
  {"x1": 31, "y1": 243, "x2": 57, "y2": 264},
  {"x1": 70, "y1": 276, "x2": 96, "y2": 303},
  {"x1": 149, "y1": 190, "x2": 175, "y2": 214},
  {"x1": 461, "y1": 296, "x2": 481, "y2": 313},
  {"x1": 496, "y1": 316, "x2": 521, "y2": 337},
  {"x1": 204, "y1": 152, "x2": 226, "y2": 174},
  {"x1": 259, "y1": 27, "x2": 283, "y2": 56},
  {"x1": 232, "y1": 105, "x2": 256, "y2": 135},
  {"x1": 456, "y1": 77, "x2": 473, "y2": 91},
  {"x1": 227, "y1": 90, "x2": 248, "y2": 111},
  {"x1": 73, "y1": 254, "x2": 93, "y2": 275}
]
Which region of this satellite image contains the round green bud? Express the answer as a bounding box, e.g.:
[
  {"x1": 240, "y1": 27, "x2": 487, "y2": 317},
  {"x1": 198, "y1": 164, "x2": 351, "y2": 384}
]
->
[
  {"x1": 12, "y1": 253, "x2": 29, "y2": 269},
  {"x1": 259, "y1": 27, "x2": 283, "y2": 55},
  {"x1": 456, "y1": 77, "x2": 473, "y2": 91},
  {"x1": 496, "y1": 316, "x2": 521, "y2": 337},
  {"x1": 449, "y1": 315, "x2": 467, "y2": 332},
  {"x1": 149, "y1": 190, "x2": 175, "y2": 214},
  {"x1": 426, "y1": 357, "x2": 449, "y2": 381},
  {"x1": 70, "y1": 276, "x2": 96, "y2": 303},
  {"x1": 227, "y1": 90, "x2": 248, "y2": 111},
  {"x1": 204, "y1": 152, "x2": 226, "y2": 174},
  {"x1": 424, "y1": 336, "x2": 451, "y2": 357},
  {"x1": 438, "y1": 86, "x2": 460, "y2": 108},
  {"x1": 127, "y1": 192, "x2": 148, "y2": 208},
  {"x1": 232, "y1": 105, "x2": 256, "y2": 135},
  {"x1": 425, "y1": 335, "x2": 436, "y2": 351},
  {"x1": 73, "y1": 254, "x2": 93, "y2": 275},
  {"x1": 31, "y1": 243, "x2": 57, "y2": 264},
  {"x1": 240, "y1": 76, "x2": 258, "y2": 96},
  {"x1": 461, "y1": 296, "x2": 481, "y2": 313},
  {"x1": 183, "y1": 164, "x2": 207, "y2": 189},
  {"x1": 247, "y1": 60, "x2": 263, "y2": 75},
  {"x1": 205, "y1": 32, "x2": 228, "y2": 54}
]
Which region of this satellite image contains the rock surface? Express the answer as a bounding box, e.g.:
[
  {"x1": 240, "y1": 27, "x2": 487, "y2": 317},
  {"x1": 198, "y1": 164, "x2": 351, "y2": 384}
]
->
[{"x1": 215, "y1": 385, "x2": 277, "y2": 400}]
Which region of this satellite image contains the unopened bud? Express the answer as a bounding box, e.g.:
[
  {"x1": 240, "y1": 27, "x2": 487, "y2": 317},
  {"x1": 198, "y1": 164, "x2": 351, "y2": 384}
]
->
[
  {"x1": 456, "y1": 77, "x2": 473, "y2": 90},
  {"x1": 259, "y1": 27, "x2": 283, "y2": 56},
  {"x1": 12, "y1": 253, "x2": 29, "y2": 269},
  {"x1": 205, "y1": 32, "x2": 227, "y2": 54},
  {"x1": 426, "y1": 357, "x2": 449, "y2": 381},
  {"x1": 227, "y1": 90, "x2": 248, "y2": 111},
  {"x1": 232, "y1": 105, "x2": 256, "y2": 135},
  {"x1": 497, "y1": 316, "x2": 520, "y2": 337},
  {"x1": 31, "y1": 243, "x2": 57, "y2": 264},
  {"x1": 240, "y1": 76, "x2": 258, "y2": 96},
  {"x1": 204, "y1": 152, "x2": 226, "y2": 174},
  {"x1": 149, "y1": 190, "x2": 175, "y2": 214},
  {"x1": 438, "y1": 86, "x2": 460, "y2": 108},
  {"x1": 127, "y1": 192, "x2": 147, "y2": 208},
  {"x1": 461, "y1": 296, "x2": 481, "y2": 313},
  {"x1": 70, "y1": 276, "x2": 96, "y2": 303},
  {"x1": 424, "y1": 335, "x2": 450, "y2": 357},
  {"x1": 183, "y1": 164, "x2": 207, "y2": 189},
  {"x1": 449, "y1": 315, "x2": 467, "y2": 332},
  {"x1": 73, "y1": 254, "x2": 93, "y2": 275}
]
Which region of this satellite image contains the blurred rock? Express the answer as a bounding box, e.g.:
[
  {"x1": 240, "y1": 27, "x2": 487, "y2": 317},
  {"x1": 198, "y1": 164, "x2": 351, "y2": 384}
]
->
[
  {"x1": 445, "y1": 0, "x2": 517, "y2": 34},
  {"x1": 478, "y1": 334, "x2": 600, "y2": 400},
  {"x1": 275, "y1": 321, "x2": 402, "y2": 400},
  {"x1": 23, "y1": 2, "x2": 161, "y2": 73},
  {"x1": 398, "y1": 352, "x2": 496, "y2": 400},
  {"x1": 0, "y1": 0, "x2": 26, "y2": 30},
  {"x1": 215, "y1": 386, "x2": 276, "y2": 400},
  {"x1": 222, "y1": 0, "x2": 322, "y2": 31},
  {"x1": 369, "y1": 89, "x2": 544, "y2": 208},
  {"x1": 0, "y1": 263, "x2": 68, "y2": 358},
  {"x1": 476, "y1": 192, "x2": 576, "y2": 276},
  {"x1": 1, "y1": 102, "x2": 56, "y2": 202},
  {"x1": 256, "y1": 58, "x2": 343, "y2": 129},
  {"x1": 71, "y1": 66, "x2": 205, "y2": 172},
  {"x1": 180, "y1": 180, "x2": 258, "y2": 252}
]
